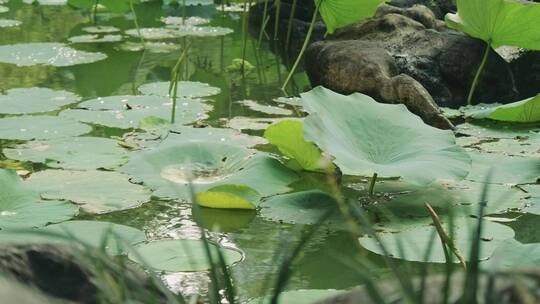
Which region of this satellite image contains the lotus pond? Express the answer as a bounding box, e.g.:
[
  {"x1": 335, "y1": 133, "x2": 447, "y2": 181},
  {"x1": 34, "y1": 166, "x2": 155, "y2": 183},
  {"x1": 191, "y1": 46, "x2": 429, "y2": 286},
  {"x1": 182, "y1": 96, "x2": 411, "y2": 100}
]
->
[{"x1": 0, "y1": 0, "x2": 539, "y2": 303}]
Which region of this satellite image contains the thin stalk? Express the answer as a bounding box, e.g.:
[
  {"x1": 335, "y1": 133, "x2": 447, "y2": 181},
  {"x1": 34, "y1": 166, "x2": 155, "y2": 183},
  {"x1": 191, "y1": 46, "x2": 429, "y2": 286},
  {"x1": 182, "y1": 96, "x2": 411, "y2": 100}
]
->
[
  {"x1": 273, "y1": 0, "x2": 281, "y2": 40},
  {"x1": 425, "y1": 203, "x2": 467, "y2": 270},
  {"x1": 240, "y1": 0, "x2": 252, "y2": 74},
  {"x1": 130, "y1": 0, "x2": 145, "y2": 45},
  {"x1": 92, "y1": 0, "x2": 99, "y2": 25},
  {"x1": 257, "y1": 0, "x2": 270, "y2": 47},
  {"x1": 169, "y1": 44, "x2": 191, "y2": 123},
  {"x1": 466, "y1": 41, "x2": 491, "y2": 105},
  {"x1": 368, "y1": 173, "x2": 378, "y2": 197},
  {"x1": 281, "y1": 0, "x2": 321, "y2": 91},
  {"x1": 284, "y1": 0, "x2": 297, "y2": 51}
]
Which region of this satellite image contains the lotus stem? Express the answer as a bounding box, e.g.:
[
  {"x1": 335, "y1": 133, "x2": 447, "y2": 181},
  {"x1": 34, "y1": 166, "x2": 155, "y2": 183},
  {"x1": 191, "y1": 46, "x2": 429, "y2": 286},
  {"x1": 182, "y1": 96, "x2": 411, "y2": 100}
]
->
[
  {"x1": 257, "y1": 0, "x2": 270, "y2": 47},
  {"x1": 467, "y1": 41, "x2": 491, "y2": 105},
  {"x1": 169, "y1": 44, "x2": 191, "y2": 123},
  {"x1": 240, "y1": 0, "x2": 252, "y2": 75},
  {"x1": 425, "y1": 203, "x2": 467, "y2": 270},
  {"x1": 281, "y1": 0, "x2": 322, "y2": 91},
  {"x1": 130, "y1": 0, "x2": 145, "y2": 45},
  {"x1": 92, "y1": 0, "x2": 99, "y2": 24},
  {"x1": 285, "y1": 0, "x2": 297, "y2": 51},
  {"x1": 368, "y1": 173, "x2": 377, "y2": 197},
  {"x1": 273, "y1": 0, "x2": 281, "y2": 41}
]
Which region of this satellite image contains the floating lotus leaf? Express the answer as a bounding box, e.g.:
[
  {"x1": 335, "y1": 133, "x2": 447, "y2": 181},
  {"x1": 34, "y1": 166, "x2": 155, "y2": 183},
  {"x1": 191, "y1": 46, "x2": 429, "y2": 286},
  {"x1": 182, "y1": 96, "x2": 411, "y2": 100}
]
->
[
  {"x1": 161, "y1": 16, "x2": 209, "y2": 26},
  {"x1": 82, "y1": 25, "x2": 120, "y2": 33},
  {"x1": 122, "y1": 125, "x2": 266, "y2": 150},
  {"x1": 260, "y1": 190, "x2": 342, "y2": 225},
  {"x1": 225, "y1": 117, "x2": 301, "y2": 131},
  {"x1": 359, "y1": 217, "x2": 515, "y2": 263},
  {"x1": 117, "y1": 41, "x2": 181, "y2": 53},
  {"x1": 0, "y1": 19, "x2": 21, "y2": 27},
  {"x1": 319, "y1": 0, "x2": 387, "y2": 34},
  {"x1": 274, "y1": 96, "x2": 303, "y2": 107},
  {"x1": 0, "y1": 5, "x2": 7, "y2": 12},
  {"x1": 171, "y1": 25, "x2": 233, "y2": 37},
  {"x1": 250, "y1": 289, "x2": 346, "y2": 304},
  {"x1": 125, "y1": 28, "x2": 183, "y2": 40},
  {"x1": 0, "y1": 220, "x2": 146, "y2": 255},
  {"x1": 484, "y1": 238, "x2": 540, "y2": 271},
  {"x1": 366, "y1": 180, "x2": 528, "y2": 218},
  {"x1": 128, "y1": 239, "x2": 242, "y2": 272},
  {"x1": 264, "y1": 120, "x2": 332, "y2": 172},
  {"x1": 466, "y1": 151, "x2": 540, "y2": 185},
  {"x1": 138, "y1": 81, "x2": 220, "y2": 98},
  {"x1": 3, "y1": 137, "x2": 128, "y2": 170},
  {"x1": 474, "y1": 137, "x2": 540, "y2": 157},
  {"x1": 25, "y1": 170, "x2": 152, "y2": 214},
  {"x1": 0, "y1": 169, "x2": 78, "y2": 229},
  {"x1": 60, "y1": 95, "x2": 211, "y2": 129},
  {"x1": 445, "y1": 0, "x2": 540, "y2": 49},
  {"x1": 522, "y1": 185, "x2": 540, "y2": 215},
  {"x1": 237, "y1": 100, "x2": 292, "y2": 116},
  {"x1": 0, "y1": 43, "x2": 107, "y2": 67},
  {"x1": 456, "y1": 121, "x2": 540, "y2": 139},
  {"x1": 0, "y1": 87, "x2": 80, "y2": 114},
  {"x1": 68, "y1": 34, "x2": 123, "y2": 43},
  {"x1": 467, "y1": 94, "x2": 540, "y2": 123},
  {"x1": 0, "y1": 115, "x2": 91, "y2": 140},
  {"x1": 302, "y1": 87, "x2": 471, "y2": 184},
  {"x1": 23, "y1": 0, "x2": 66, "y2": 4},
  {"x1": 196, "y1": 184, "x2": 261, "y2": 210},
  {"x1": 120, "y1": 141, "x2": 298, "y2": 200}
]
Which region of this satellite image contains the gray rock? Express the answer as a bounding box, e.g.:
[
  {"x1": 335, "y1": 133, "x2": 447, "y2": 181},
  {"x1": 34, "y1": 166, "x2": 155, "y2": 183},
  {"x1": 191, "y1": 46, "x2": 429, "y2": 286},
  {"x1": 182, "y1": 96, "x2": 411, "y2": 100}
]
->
[
  {"x1": 0, "y1": 244, "x2": 166, "y2": 303},
  {"x1": 305, "y1": 5, "x2": 527, "y2": 128}
]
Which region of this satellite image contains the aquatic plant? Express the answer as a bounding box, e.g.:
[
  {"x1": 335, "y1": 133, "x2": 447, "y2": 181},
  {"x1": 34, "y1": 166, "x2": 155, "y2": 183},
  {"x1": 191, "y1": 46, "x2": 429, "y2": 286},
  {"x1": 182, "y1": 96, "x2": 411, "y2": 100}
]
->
[
  {"x1": 445, "y1": 0, "x2": 540, "y2": 104},
  {"x1": 466, "y1": 93, "x2": 540, "y2": 123}
]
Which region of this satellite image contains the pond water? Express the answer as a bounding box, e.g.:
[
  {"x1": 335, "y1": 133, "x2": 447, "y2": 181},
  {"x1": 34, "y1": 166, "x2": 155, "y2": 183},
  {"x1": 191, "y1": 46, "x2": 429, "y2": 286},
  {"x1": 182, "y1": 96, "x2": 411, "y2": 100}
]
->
[{"x1": 0, "y1": 1, "x2": 539, "y2": 303}]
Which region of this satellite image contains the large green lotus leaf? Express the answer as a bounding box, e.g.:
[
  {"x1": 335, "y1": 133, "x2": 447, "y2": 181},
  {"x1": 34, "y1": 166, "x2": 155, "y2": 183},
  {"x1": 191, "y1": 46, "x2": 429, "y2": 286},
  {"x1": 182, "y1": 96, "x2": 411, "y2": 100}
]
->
[
  {"x1": 484, "y1": 238, "x2": 540, "y2": 271},
  {"x1": 249, "y1": 289, "x2": 346, "y2": 304},
  {"x1": 0, "y1": 87, "x2": 80, "y2": 114},
  {"x1": 68, "y1": 34, "x2": 123, "y2": 44},
  {"x1": 0, "y1": 43, "x2": 107, "y2": 67},
  {"x1": 466, "y1": 151, "x2": 540, "y2": 184},
  {"x1": 3, "y1": 137, "x2": 128, "y2": 170},
  {"x1": 196, "y1": 184, "x2": 261, "y2": 210},
  {"x1": 456, "y1": 121, "x2": 540, "y2": 139},
  {"x1": 138, "y1": 81, "x2": 220, "y2": 98},
  {"x1": 260, "y1": 190, "x2": 343, "y2": 226},
  {"x1": 445, "y1": 0, "x2": 540, "y2": 49},
  {"x1": 120, "y1": 142, "x2": 298, "y2": 200},
  {"x1": 0, "y1": 115, "x2": 91, "y2": 140},
  {"x1": 0, "y1": 277, "x2": 58, "y2": 304},
  {"x1": 359, "y1": 217, "x2": 515, "y2": 263},
  {"x1": 467, "y1": 94, "x2": 540, "y2": 123},
  {"x1": 366, "y1": 179, "x2": 528, "y2": 218},
  {"x1": 128, "y1": 239, "x2": 242, "y2": 272},
  {"x1": 60, "y1": 95, "x2": 211, "y2": 129},
  {"x1": 24, "y1": 170, "x2": 152, "y2": 214},
  {"x1": 318, "y1": 0, "x2": 387, "y2": 34},
  {"x1": 264, "y1": 120, "x2": 332, "y2": 172},
  {"x1": 302, "y1": 87, "x2": 471, "y2": 184},
  {"x1": 0, "y1": 169, "x2": 78, "y2": 229},
  {"x1": 122, "y1": 125, "x2": 266, "y2": 150},
  {"x1": 0, "y1": 220, "x2": 146, "y2": 255}
]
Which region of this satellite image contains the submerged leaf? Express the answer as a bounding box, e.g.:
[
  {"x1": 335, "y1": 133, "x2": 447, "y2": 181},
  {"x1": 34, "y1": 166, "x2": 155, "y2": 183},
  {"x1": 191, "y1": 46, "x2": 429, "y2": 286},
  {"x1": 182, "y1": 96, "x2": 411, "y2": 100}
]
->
[
  {"x1": 196, "y1": 184, "x2": 260, "y2": 210},
  {"x1": 302, "y1": 87, "x2": 471, "y2": 184}
]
